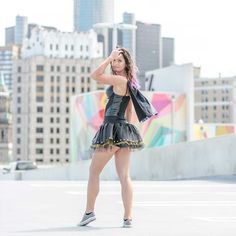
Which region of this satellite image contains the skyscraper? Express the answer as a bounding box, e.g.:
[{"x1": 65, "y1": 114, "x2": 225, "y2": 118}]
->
[{"x1": 73, "y1": 0, "x2": 114, "y2": 32}]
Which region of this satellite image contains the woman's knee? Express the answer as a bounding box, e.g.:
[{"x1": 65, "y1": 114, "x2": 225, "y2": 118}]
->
[{"x1": 118, "y1": 173, "x2": 131, "y2": 185}]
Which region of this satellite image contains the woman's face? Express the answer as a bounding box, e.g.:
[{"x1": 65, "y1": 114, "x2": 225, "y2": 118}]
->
[{"x1": 111, "y1": 53, "x2": 126, "y2": 74}]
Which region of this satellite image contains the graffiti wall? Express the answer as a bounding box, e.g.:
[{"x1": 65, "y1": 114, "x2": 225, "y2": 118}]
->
[{"x1": 70, "y1": 90, "x2": 187, "y2": 161}]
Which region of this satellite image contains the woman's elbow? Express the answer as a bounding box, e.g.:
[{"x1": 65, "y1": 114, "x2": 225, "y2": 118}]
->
[{"x1": 90, "y1": 72, "x2": 97, "y2": 80}]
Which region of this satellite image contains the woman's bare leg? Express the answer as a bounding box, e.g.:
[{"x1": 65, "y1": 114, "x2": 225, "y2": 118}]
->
[
  {"x1": 114, "y1": 148, "x2": 133, "y2": 219},
  {"x1": 85, "y1": 146, "x2": 120, "y2": 213}
]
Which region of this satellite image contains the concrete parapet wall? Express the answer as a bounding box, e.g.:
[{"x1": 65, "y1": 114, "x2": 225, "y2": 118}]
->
[{"x1": 2, "y1": 134, "x2": 236, "y2": 180}]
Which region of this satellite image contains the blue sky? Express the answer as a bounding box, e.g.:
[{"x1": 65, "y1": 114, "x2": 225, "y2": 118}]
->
[{"x1": 0, "y1": 0, "x2": 235, "y2": 77}]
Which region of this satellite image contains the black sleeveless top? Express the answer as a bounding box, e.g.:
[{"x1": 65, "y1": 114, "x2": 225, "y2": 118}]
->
[{"x1": 104, "y1": 85, "x2": 130, "y2": 123}]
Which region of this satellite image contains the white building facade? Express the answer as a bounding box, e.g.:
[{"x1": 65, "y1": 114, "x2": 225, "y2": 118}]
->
[
  {"x1": 12, "y1": 56, "x2": 104, "y2": 163},
  {"x1": 21, "y1": 26, "x2": 103, "y2": 59}
]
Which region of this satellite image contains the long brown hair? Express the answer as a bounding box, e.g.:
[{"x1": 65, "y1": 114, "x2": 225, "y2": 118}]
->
[{"x1": 111, "y1": 46, "x2": 140, "y2": 88}]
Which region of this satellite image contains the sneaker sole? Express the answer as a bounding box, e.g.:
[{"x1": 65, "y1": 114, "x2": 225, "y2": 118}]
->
[
  {"x1": 78, "y1": 216, "x2": 96, "y2": 226},
  {"x1": 123, "y1": 224, "x2": 132, "y2": 228}
]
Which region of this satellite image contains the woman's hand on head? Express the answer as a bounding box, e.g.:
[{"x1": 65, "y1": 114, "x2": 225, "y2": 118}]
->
[{"x1": 109, "y1": 49, "x2": 121, "y2": 61}]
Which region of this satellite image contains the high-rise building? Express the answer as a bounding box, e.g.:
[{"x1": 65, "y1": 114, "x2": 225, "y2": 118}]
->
[
  {"x1": 136, "y1": 21, "x2": 162, "y2": 87},
  {"x1": 15, "y1": 15, "x2": 28, "y2": 45},
  {"x1": 73, "y1": 0, "x2": 114, "y2": 32},
  {"x1": 162, "y1": 37, "x2": 175, "y2": 67},
  {"x1": 0, "y1": 45, "x2": 21, "y2": 93},
  {"x1": 12, "y1": 56, "x2": 104, "y2": 163},
  {"x1": 0, "y1": 72, "x2": 12, "y2": 162},
  {"x1": 122, "y1": 12, "x2": 136, "y2": 59},
  {"x1": 194, "y1": 76, "x2": 236, "y2": 123},
  {"x1": 21, "y1": 26, "x2": 103, "y2": 59},
  {"x1": 5, "y1": 27, "x2": 15, "y2": 46}
]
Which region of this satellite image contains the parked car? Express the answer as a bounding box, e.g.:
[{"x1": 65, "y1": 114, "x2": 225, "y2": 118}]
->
[{"x1": 2, "y1": 160, "x2": 38, "y2": 174}]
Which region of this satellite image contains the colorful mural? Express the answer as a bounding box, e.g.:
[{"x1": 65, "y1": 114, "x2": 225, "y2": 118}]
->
[
  {"x1": 193, "y1": 124, "x2": 236, "y2": 140},
  {"x1": 70, "y1": 90, "x2": 187, "y2": 161}
]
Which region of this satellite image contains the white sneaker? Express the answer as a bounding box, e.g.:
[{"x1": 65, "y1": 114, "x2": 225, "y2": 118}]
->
[{"x1": 78, "y1": 212, "x2": 96, "y2": 226}]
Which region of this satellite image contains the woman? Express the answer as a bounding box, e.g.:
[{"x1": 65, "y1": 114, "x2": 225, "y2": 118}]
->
[{"x1": 78, "y1": 47, "x2": 158, "y2": 228}]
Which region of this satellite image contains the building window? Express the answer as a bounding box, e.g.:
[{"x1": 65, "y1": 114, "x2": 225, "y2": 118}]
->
[
  {"x1": 72, "y1": 87, "x2": 75, "y2": 93},
  {"x1": 17, "y1": 76, "x2": 21, "y2": 82},
  {"x1": 36, "y1": 65, "x2": 44, "y2": 72},
  {"x1": 36, "y1": 128, "x2": 43, "y2": 133},
  {"x1": 56, "y1": 138, "x2": 60, "y2": 144},
  {"x1": 65, "y1": 45, "x2": 68, "y2": 50},
  {"x1": 50, "y1": 149, "x2": 54, "y2": 154},
  {"x1": 56, "y1": 117, "x2": 60, "y2": 123},
  {"x1": 66, "y1": 128, "x2": 69, "y2": 133},
  {"x1": 50, "y1": 128, "x2": 54, "y2": 133},
  {"x1": 50, "y1": 117, "x2": 54, "y2": 123},
  {"x1": 66, "y1": 107, "x2": 69, "y2": 113},
  {"x1": 17, "y1": 66, "x2": 21, "y2": 73},
  {"x1": 66, "y1": 87, "x2": 69, "y2": 92},
  {"x1": 66, "y1": 97, "x2": 69, "y2": 103},
  {"x1": 17, "y1": 97, "x2": 21, "y2": 103},
  {"x1": 66, "y1": 138, "x2": 69, "y2": 144},
  {"x1": 57, "y1": 76, "x2": 60, "y2": 82},
  {"x1": 51, "y1": 65, "x2": 54, "y2": 72},
  {"x1": 17, "y1": 148, "x2": 21, "y2": 154},
  {"x1": 36, "y1": 148, "x2": 43, "y2": 154},
  {"x1": 36, "y1": 76, "x2": 44, "y2": 82},
  {"x1": 81, "y1": 67, "x2": 85, "y2": 73},
  {"x1": 51, "y1": 76, "x2": 54, "y2": 82},
  {"x1": 50, "y1": 44, "x2": 53, "y2": 50},
  {"x1": 80, "y1": 45, "x2": 83, "y2": 51},
  {"x1": 87, "y1": 67, "x2": 90, "y2": 73},
  {"x1": 81, "y1": 87, "x2": 84, "y2": 93},
  {"x1": 66, "y1": 118, "x2": 69, "y2": 123},
  {"x1": 56, "y1": 149, "x2": 60, "y2": 155},
  {"x1": 56, "y1": 86, "x2": 60, "y2": 93},
  {"x1": 17, "y1": 107, "x2": 21, "y2": 113},
  {"x1": 66, "y1": 66, "x2": 69, "y2": 72},
  {"x1": 56, "y1": 107, "x2": 60, "y2": 113},
  {"x1": 72, "y1": 76, "x2": 75, "y2": 83},
  {"x1": 17, "y1": 138, "x2": 21, "y2": 144},
  {"x1": 37, "y1": 117, "x2": 43, "y2": 123},
  {"x1": 36, "y1": 96, "x2": 44, "y2": 102},
  {"x1": 66, "y1": 76, "x2": 69, "y2": 82},
  {"x1": 72, "y1": 66, "x2": 76, "y2": 72},
  {"x1": 66, "y1": 148, "x2": 69, "y2": 154},
  {"x1": 51, "y1": 107, "x2": 54, "y2": 113},
  {"x1": 56, "y1": 44, "x2": 59, "y2": 50},
  {"x1": 36, "y1": 138, "x2": 43, "y2": 144},
  {"x1": 17, "y1": 117, "x2": 21, "y2": 123},
  {"x1": 87, "y1": 77, "x2": 90, "y2": 83},
  {"x1": 37, "y1": 107, "x2": 43, "y2": 112},
  {"x1": 17, "y1": 87, "x2": 21, "y2": 93},
  {"x1": 36, "y1": 86, "x2": 44, "y2": 92},
  {"x1": 81, "y1": 77, "x2": 84, "y2": 82},
  {"x1": 51, "y1": 96, "x2": 54, "y2": 102},
  {"x1": 56, "y1": 128, "x2": 60, "y2": 133},
  {"x1": 50, "y1": 138, "x2": 53, "y2": 144},
  {"x1": 56, "y1": 97, "x2": 60, "y2": 103}
]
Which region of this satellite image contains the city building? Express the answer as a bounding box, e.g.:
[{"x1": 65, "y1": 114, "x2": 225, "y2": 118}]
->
[
  {"x1": 0, "y1": 72, "x2": 12, "y2": 162},
  {"x1": 194, "y1": 75, "x2": 236, "y2": 123},
  {"x1": 12, "y1": 56, "x2": 104, "y2": 163},
  {"x1": 0, "y1": 45, "x2": 21, "y2": 93},
  {"x1": 122, "y1": 12, "x2": 136, "y2": 59},
  {"x1": 15, "y1": 15, "x2": 28, "y2": 45},
  {"x1": 73, "y1": 0, "x2": 114, "y2": 32},
  {"x1": 21, "y1": 26, "x2": 103, "y2": 59},
  {"x1": 145, "y1": 63, "x2": 194, "y2": 141},
  {"x1": 162, "y1": 37, "x2": 175, "y2": 67},
  {"x1": 136, "y1": 21, "x2": 162, "y2": 87}
]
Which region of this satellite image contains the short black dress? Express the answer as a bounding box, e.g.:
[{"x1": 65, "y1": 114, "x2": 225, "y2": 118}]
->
[{"x1": 90, "y1": 84, "x2": 144, "y2": 152}]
